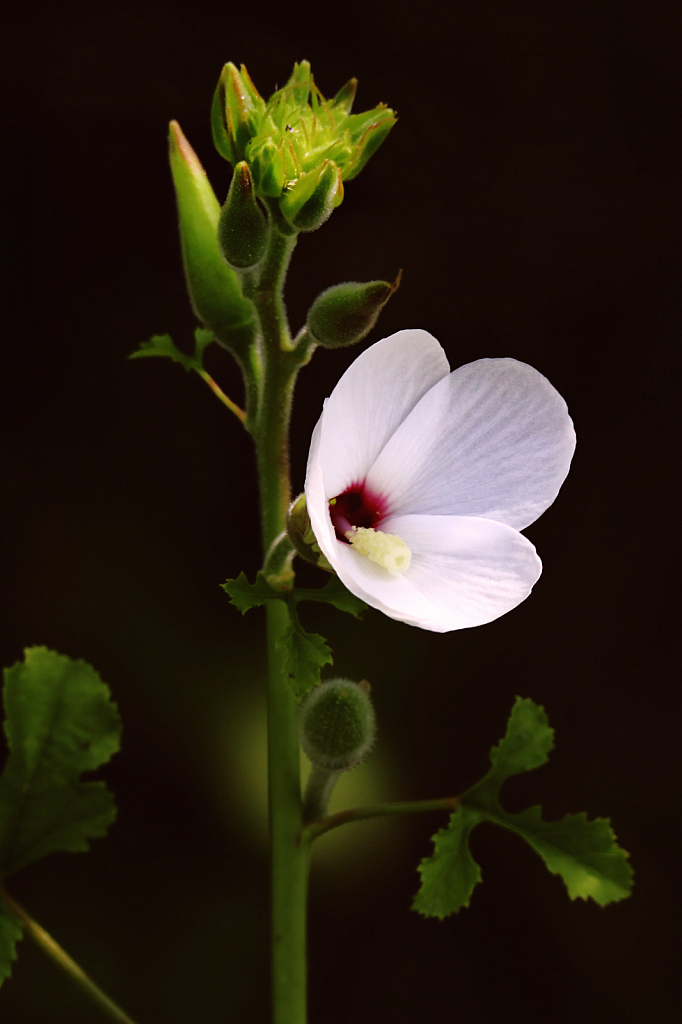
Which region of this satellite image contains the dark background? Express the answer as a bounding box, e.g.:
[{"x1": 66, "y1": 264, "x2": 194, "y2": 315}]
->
[{"x1": 2, "y1": 1, "x2": 680, "y2": 1021}]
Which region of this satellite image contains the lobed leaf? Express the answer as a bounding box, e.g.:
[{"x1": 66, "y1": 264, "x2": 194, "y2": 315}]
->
[
  {"x1": 294, "y1": 577, "x2": 367, "y2": 618},
  {"x1": 413, "y1": 697, "x2": 632, "y2": 916},
  {"x1": 0, "y1": 648, "x2": 121, "y2": 877},
  {"x1": 412, "y1": 805, "x2": 482, "y2": 918},
  {"x1": 129, "y1": 327, "x2": 214, "y2": 373},
  {"x1": 277, "y1": 619, "x2": 333, "y2": 699},
  {"x1": 221, "y1": 571, "x2": 283, "y2": 614}
]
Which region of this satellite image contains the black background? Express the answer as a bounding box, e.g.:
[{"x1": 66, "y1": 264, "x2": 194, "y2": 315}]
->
[{"x1": 2, "y1": 1, "x2": 680, "y2": 1021}]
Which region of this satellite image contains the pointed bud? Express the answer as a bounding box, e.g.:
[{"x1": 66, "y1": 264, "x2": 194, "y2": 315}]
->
[
  {"x1": 299, "y1": 679, "x2": 376, "y2": 771},
  {"x1": 306, "y1": 272, "x2": 401, "y2": 348},
  {"x1": 217, "y1": 162, "x2": 269, "y2": 269},
  {"x1": 280, "y1": 160, "x2": 343, "y2": 232},
  {"x1": 168, "y1": 121, "x2": 253, "y2": 342}
]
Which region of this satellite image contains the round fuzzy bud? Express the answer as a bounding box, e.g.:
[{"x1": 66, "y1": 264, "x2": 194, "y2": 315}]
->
[
  {"x1": 306, "y1": 274, "x2": 400, "y2": 349},
  {"x1": 299, "y1": 679, "x2": 376, "y2": 771},
  {"x1": 217, "y1": 162, "x2": 268, "y2": 269}
]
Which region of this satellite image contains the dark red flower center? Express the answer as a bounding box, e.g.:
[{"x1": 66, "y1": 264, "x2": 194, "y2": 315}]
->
[{"x1": 329, "y1": 483, "x2": 387, "y2": 542}]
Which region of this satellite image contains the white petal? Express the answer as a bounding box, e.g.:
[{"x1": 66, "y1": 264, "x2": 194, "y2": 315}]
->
[
  {"x1": 314, "y1": 329, "x2": 450, "y2": 500},
  {"x1": 384, "y1": 514, "x2": 543, "y2": 632},
  {"x1": 367, "y1": 358, "x2": 576, "y2": 530}
]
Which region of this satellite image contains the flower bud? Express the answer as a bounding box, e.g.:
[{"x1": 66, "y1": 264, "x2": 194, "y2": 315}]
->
[
  {"x1": 286, "y1": 494, "x2": 333, "y2": 571},
  {"x1": 279, "y1": 160, "x2": 343, "y2": 232},
  {"x1": 306, "y1": 273, "x2": 401, "y2": 348},
  {"x1": 210, "y1": 59, "x2": 396, "y2": 207},
  {"x1": 299, "y1": 679, "x2": 376, "y2": 771},
  {"x1": 168, "y1": 121, "x2": 253, "y2": 345},
  {"x1": 217, "y1": 162, "x2": 268, "y2": 269}
]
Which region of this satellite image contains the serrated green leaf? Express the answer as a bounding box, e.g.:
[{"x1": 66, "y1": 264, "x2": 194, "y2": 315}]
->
[
  {"x1": 479, "y1": 806, "x2": 633, "y2": 906},
  {"x1": 412, "y1": 805, "x2": 482, "y2": 918},
  {"x1": 489, "y1": 696, "x2": 554, "y2": 778},
  {"x1": 413, "y1": 697, "x2": 632, "y2": 916},
  {"x1": 221, "y1": 571, "x2": 284, "y2": 613},
  {"x1": 0, "y1": 898, "x2": 23, "y2": 986},
  {"x1": 0, "y1": 648, "x2": 120, "y2": 877},
  {"x1": 277, "y1": 619, "x2": 333, "y2": 698},
  {"x1": 294, "y1": 577, "x2": 367, "y2": 618},
  {"x1": 129, "y1": 329, "x2": 215, "y2": 374}
]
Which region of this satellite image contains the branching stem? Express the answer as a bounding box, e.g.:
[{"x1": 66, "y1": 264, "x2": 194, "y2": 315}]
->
[{"x1": 302, "y1": 795, "x2": 461, "y2": 842}]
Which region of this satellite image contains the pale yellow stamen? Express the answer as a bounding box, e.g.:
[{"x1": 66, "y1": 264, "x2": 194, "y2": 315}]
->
[{"x1": 346, "y1": 526, "x2": 412, "y2": 574}]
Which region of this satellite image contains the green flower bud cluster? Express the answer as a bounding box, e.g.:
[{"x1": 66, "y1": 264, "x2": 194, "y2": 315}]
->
[
  {"x1": 299, "y1": 679, "x2": 376, "y2": 771},
  {"x1": 212, "y1": 60, "x2": 396, "y2": 232}
]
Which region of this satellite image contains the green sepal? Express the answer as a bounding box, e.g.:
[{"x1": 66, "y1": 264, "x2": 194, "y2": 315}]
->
[
  {"x1": 217, "y1": 162, "x2": 269, "y2": 269},
  {"x1": 0, "y1": 896, "x2": 23, "y2": 985},
  {"x1": 413, "y1": 698, "x2": 633, "y2": 917},
  {"x1": 0, "y1": 648, "x2": 121, "y2": 878},
  {"x1": 224, "y1": 63, "x2": 265, "y2": 160},
  {"x1": 129, "y1": 327, "x2": 213, "y2": 372},
  {"x1": 307, "y1": 274, "x2": 400, "y2": 349},
  {"x1": 279, "y1": 160, "x2": 343, "y2": 231},
  {"x1": 169, "y1": 120, "x2": 254, "y2": 350},
  {"x1": 330, "y1": 78, "x2": 358, "y2": 116},
  {"x1": 211, "y1": 69, "x2": 238, "y2": 164},
  {"x1": 343, "y1": 110, "x2": 397, "y2": 181}
]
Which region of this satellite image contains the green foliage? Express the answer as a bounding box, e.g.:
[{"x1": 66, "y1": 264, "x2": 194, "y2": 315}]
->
[
  {"x1": 221, "y1": 571, "x2": 282, "y2": 613},
  {"x1": 0, "y1": 648, "x2": 120, "y2": 877},
  {"x1": 277, "y1": 611, "x2": 333, "y2": 699},
  {"x1": 0, "y1": 898, "x2": 23, "y2": 985},
  {"x1": 129, "y1": 327, "x2": 213, "y2": 373},
  {"x1": 222, "y1": 573, "x2": 365, "y2": 696},
  {"x1": 413, "y1": 698, "x2": 633, "y2": 918},
  {"x1": 294, "y1": 577, "x2": 367, "y2": 618},
  {"x1": 0, "y1": 648, "x2": 120, "y2": 984}
]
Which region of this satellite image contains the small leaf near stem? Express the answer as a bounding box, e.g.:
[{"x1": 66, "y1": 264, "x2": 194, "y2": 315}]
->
[{"x1": 1, "y1": 892, "x2": 141, "y2": 1024}]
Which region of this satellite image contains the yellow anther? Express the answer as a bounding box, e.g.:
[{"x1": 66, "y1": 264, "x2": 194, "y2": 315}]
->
[{"x1": 346, "y1": 526, "x2": 412, "y2": 574}]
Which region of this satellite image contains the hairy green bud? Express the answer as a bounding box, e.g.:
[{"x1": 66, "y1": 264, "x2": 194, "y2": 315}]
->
[
  {"x1": 217, "y1": 162, "x2": 268, "y2": 269},
  {"x1": 299, "y1": 679, "x2": 376, "y2": 771},
  {"x1": 306, "y1": 273, "x2": 401, "y2": 348}
]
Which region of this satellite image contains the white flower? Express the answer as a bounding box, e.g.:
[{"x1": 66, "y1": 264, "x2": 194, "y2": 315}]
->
[{"x1": 305, "y1": 330, "x2": 576, "y2": 632}]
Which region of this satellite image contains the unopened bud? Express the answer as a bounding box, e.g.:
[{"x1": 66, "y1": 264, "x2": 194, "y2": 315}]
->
[
  {"x1": 306, "y1": 273, "x2": 401, "y2": 348},
  {"x1": 280, "y1": 160, "x2": 343, "y2": 232},
  {"x1": 217, "y1": 162, "x2": 268, "y2": 269},
  {"x1": 299, "y1": 678, "x2": 376, "y2": 771}
]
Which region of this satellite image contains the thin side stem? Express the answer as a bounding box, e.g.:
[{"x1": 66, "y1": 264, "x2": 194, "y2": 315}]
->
[
  {"x1": 196, "y1": 369, "x2": 246, "y2": 422},
  {"x1": 303, "y1": 795, "x2": 461, "y2": 843},
  {"x1": 2, "y1": 892, "x2": 141, "y2": 1024}
]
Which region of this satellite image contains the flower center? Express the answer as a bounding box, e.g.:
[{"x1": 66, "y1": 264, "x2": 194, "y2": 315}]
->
[
  {"x1": 328, "y1": 484, "x2": 411, "y2": 574},
  {"x1": 328, "y1": 483, "x2": 386, "y2": 539}
]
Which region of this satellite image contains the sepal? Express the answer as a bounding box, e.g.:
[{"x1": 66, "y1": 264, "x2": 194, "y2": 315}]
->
[{"x1": 279, "y1": 160, "x2": 343, "y2": 231}]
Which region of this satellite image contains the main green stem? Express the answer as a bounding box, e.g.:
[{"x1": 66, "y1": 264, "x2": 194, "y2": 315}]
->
[{"x1": 251, "y1": 217, "x2": 310, "y2": 1024}]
